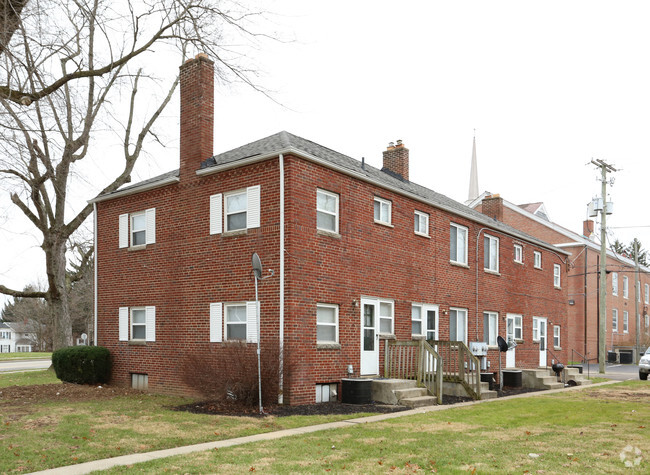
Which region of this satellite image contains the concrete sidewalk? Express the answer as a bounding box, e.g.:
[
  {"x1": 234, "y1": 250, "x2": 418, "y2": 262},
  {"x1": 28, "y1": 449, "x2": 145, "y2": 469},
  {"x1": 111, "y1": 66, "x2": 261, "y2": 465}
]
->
[{"x1": 31, "y1": 380, "x2": 618, "y2": 474}]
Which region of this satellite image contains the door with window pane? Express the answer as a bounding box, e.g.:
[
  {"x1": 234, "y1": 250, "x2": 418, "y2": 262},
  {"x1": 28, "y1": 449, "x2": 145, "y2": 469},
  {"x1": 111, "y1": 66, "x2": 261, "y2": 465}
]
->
[{"x1": 360, "y1": 299, "x2": 379, "y2": 375}]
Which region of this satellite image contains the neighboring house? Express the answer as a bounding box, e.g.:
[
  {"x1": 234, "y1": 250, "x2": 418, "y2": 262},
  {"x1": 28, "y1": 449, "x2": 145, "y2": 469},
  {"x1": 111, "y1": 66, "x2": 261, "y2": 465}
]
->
[
  {"x1": 0, "y1": 321, "x2": 36, "y2": 352},
  {"x1": 469, "y1": 192, "x2": 650, "y2": 362},
  {"x1": 92, "y1": 54, "x2": 570, "y2": 405}
]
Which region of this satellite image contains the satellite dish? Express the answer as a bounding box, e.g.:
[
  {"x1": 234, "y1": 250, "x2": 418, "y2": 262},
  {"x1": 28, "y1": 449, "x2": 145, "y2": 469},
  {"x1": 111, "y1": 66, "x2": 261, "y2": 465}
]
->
[
  {"x1": 252, "y1": 253, "x2": 262, "y2": 279},
  {"x1": 497, "y1": 335, "x2": 509, "y2": 352}
]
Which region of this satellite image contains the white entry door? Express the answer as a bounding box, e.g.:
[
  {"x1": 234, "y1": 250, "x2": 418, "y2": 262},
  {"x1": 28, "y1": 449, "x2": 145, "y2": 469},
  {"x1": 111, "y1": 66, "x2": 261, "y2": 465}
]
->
[
  {"x1": 505, "y1": 314, "x2": 520, "y2": 368},
  {"x1": 360, "y1": 299, "x2": 379, "y2": 375},
  {"x1": 538, "y1": 318, "x2": 547, "y2": 367}
]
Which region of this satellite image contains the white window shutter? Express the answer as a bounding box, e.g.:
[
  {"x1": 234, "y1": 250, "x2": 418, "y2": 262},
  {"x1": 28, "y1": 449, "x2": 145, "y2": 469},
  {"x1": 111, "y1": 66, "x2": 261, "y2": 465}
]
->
[
  {"x1": 119, "y1": 307, "x2": 129, "y2": 341},
  {"x1": 145, "y1": 306, "x2": 156, "y2": 342},
  {"x1": 119, "y1": 214, "x2": 129, "y2": 248},
  {"x1": 247, "y1": 185, "x2": 261, "y2": 229},
  {"x1": 210, "y1": 302, "x2": 223, "y2": 342},
  {"x1": 210, "y1": 194, "x2": 223, "y2": 235},
  {"x1": 246, "y1": 301, "x2": 259, "y2": 343},
  {"x1": 145, "y1": 208, "x2": 156, "y2": 244}
]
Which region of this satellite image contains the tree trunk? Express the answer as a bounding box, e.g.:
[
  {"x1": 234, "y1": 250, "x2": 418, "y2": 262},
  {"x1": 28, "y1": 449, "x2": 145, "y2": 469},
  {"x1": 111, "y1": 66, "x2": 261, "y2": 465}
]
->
[{"x1": 47, "y1": 237, "x2": 73, "y2": 350}]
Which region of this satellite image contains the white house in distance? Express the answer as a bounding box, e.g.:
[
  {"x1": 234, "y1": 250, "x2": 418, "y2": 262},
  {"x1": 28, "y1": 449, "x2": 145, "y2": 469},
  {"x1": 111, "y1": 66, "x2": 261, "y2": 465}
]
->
[{"x1": 0, "y1": 321, "x2": 35, "y2": 353}]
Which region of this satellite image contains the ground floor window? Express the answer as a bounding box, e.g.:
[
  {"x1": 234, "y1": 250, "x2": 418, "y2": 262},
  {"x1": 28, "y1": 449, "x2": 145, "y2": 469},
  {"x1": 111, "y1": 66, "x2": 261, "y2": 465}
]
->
[
  {"x1": 16, "y1": 345, "x2": 31, "y2": 352},
  {"x1": 449, "y1": 307, "x2": 467, "y2": 344},
  {"x1": 483, "y1": 311, "x2": 498, "y2": 346},
  {"x1": 553, "y1": 325, "x2": 561, "y2": 348}
]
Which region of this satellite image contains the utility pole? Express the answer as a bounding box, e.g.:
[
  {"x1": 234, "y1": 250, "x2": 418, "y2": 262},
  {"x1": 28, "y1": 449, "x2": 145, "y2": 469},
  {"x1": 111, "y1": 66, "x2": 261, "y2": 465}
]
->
[
  {"x1": 591, "y1": 159, "x2": 617, "y2": 374},
  {"x1": 634, "y1": 239, "x2": 641, "y2": 363}
]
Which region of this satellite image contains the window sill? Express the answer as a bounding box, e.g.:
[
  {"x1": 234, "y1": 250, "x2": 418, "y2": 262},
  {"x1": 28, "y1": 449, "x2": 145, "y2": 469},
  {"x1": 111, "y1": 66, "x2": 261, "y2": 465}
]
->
[
  {"x1": 554, "y1": 286, "x2": 562, "y2": 290},
  {"x1": 414, "y1": 232, "x2": 431, "y2": 239},
  {"x1": 514, "y1": 260, "x2": 524, "y2": 265},
  {"x1": 374, "y1": 220, "x2": 394, "y2": 228},
  {"x1": 534, "y1": 266, "x2": 542, "y2": 270},
  {"x1": 128, "y1": 244, "x2": 147, "y2": 251},
  {"x1": 379, "y1": 334, "x2": 396, "y2": 340},
  {"x1": 128, "y1": 340, "x2": 147, "y2": 346},
  {"x1": 554, "y1": 347, "x2": 562, "y2": 351},
  {"x1": 317, "y1": 229, "x2": 341, "y2": 239},
  {"x1": 450, "y1": 260, "x2": 469, "y2": 269},
  {"x1": 484, "y1": 269, "x2": 501, "y2": 276},
  {"x1": 223, "y1": 229, "x2": 247, "y2": 237},
  {"x1": 317, "y1": 343, "x2": 341, "y2": 350},
  {"x1": 411, "y1": 335, "x2": 426, "y2": 340}
]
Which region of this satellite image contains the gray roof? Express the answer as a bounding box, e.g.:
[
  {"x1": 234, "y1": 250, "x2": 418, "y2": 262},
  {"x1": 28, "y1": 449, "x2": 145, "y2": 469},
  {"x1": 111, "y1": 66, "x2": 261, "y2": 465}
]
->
[{"x1": 106, "y1": 130, "x2": 568, "y2": 255}]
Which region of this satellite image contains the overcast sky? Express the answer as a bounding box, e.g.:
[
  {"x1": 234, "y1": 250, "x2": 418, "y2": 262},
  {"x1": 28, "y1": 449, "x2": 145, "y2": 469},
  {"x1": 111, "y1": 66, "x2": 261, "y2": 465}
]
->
[{"x1": 2, "y1": 0, "x2": 650, "y2": 308}]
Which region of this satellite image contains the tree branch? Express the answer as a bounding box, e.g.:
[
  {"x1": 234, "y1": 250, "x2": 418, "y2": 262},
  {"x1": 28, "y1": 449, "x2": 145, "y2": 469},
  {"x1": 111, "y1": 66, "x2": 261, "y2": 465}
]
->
[{"x1": 0, "y1": 283, "x2": 47, "y2": 299}]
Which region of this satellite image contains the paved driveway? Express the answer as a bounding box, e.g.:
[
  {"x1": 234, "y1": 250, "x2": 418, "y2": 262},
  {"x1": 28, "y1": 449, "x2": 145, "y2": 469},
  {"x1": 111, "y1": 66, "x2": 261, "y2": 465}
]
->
[{"x1": 580, "y1": 362, "x2": 641, "y2": 381}]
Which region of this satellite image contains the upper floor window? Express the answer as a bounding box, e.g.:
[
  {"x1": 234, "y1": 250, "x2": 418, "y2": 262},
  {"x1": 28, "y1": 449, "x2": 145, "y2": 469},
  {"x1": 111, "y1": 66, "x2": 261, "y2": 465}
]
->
[
  {"x1": 209, "y1": 301, "x2": 258, "y2": 343},
  {"x1": 612, "y1": 272, "x2": 618, "y2": 296},
  {"x1": 514, "y1": 244, "x2": 523, "y2": 264},
  {"x1": 553, "y1": 264, "x2": 561, "y2": 288},
  {"x1": 534, "y1": 251, "x2": 542, "y2": 269},
  {"x1": 316, "y1": 189, "x2": 339, "y2": 233},
  {"x1": 450, "y1": 223, "x2": 468, "y2": 265},
  {"x1": 623, "y1": 276, "x2": 629, "y2": 299},
  {"x1": 612, "y1": 308, "x2": 618, "y2": 332},
  {"x1": 0, "y1": 331, "x2": 10, "y2": 339},
  {"x1": 483, "y1": 311, "x2": 498, "y2": 346},
  {"x1": 119, "y1": 306, "x2": 155, "y2": 342},
  {"x1": 317, "y1": 304, "x2": 338, "y2": 344},
  {"x1": 623, "y1": 311, "x2": 629, "y2": 333},
  {"x1": 645, "y1": 283, "x2": 649, "y2": 304},
  {"x1": 210, "y1": 185, "x2": 261, "y2": 234},
  {"x1": 119, "y1": 208, "x2": 155, "y2": 248},
  {"x1": 484, "y1": 235, "x2": 499, "y2": 272},
  {"x1": 414, "y1": 211, "x2": 429, "y2": 236},
  {"x1": 374, "y1": 197, "x2": 392, "y2": 225}
]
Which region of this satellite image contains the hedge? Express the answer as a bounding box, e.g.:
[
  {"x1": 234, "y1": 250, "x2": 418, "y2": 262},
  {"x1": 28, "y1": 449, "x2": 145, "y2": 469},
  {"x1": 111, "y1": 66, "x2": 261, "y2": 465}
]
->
[{"x1": 52, "y1": 346, "x2": 111, "y2": 384}]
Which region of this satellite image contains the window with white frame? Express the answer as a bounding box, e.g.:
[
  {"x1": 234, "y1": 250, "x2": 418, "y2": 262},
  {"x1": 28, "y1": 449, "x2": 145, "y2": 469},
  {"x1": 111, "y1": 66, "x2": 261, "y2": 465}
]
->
[
  {"x1": 623, "y1": 276, "x2": 629, "y2": 299},
  {"x1": 317, "y1": 304, "x2": 338, "y2": 343},
  {"x1": 118, "y1": 306, "x2": 155, "y2": 342},
  {"x1": 532, "y1": 317, "x2": 540, "y2": 341},
  {"x1": 414, "y1": 211, "x2": 429, "y2": 236},
  {"x1": 449, "y1": 307, "x2": 468, "y2": 344},
  {"x1": 553, "y1": 326, "x2": 560, "y2": 348},
  {"x1": 646, "y1": 283, "x2": 649, "y2": 304},
  {"x1": 553, "y1": 264, "x2": 561, "y2": 288},
  {"x1": 412, "y1": 304, "x2": 438, "y2": 339},
  {"x1": 514, "y1": 244, "x2": 523, "y2": 264},
  {"x1": 411, "y1": 305, "x2": 423, "y2": 336},
  {"x1": 483, "y1": 311, "x2": 498, "y2": 346},
  {"x1": 484, "y1": 235, "x2": 499, "y2": 272},
  {"x1": 374, "y1": 197, "x2": 392, "y2": 225},
  {"x1": 612, "y1": 272, "x2": 618, "y2": 296},
  {"x1": 646, "y1": 314, "x2": 649, "y2": 330},
  {"x1": 119, "y1": 208, "x2": 156, "y2": 248},
  {"x1": 450, "y1": 223, "x2": 468, "y2": 265},
  {"x1": 612, "y1": 308, "x2": 618, "y2": 332},
  {"x1": 0, "y1": 331, "x2": 10, "y2": 339},
  {"x1": 379, "y1": 301, "x2": 394, "y2": 335},
  {"x1": 623, "y1": 311, "x2": 629, "y2": 333},
  {"x1": 208, "y1": 302, "x2": 259, "y2": 343},
  {"x1": 534, "y1": 251, "x2": 542, "y2": 269},
  {"x1": 210, "y1": 186, "x2": 261, "y2": 234},
  {"x1": 508, "y1": 314, "x2": 523, "y2": 340},
  {"x1": 316, "y1": 189, "x2": 339, "y2": 233}
]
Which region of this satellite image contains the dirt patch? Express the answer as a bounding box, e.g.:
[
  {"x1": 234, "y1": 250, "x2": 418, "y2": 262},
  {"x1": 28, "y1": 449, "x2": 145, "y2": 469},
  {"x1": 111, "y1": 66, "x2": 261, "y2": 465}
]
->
[
  {"x1": 0, "y1": 383, "x2": 143, "y2": 409},
  {"x1": 586, "y1": 387, "x2": 650, "y2": 402}
]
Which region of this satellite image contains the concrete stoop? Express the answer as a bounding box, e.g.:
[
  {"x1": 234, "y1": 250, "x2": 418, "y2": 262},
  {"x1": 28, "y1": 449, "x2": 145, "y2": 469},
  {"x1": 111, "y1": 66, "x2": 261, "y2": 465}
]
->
[
  {"x1": 371, "y1": 379, "x2": 438, "y2": 408},
  {"x1": 520, "y1": 367, "x2": 593, "y2": 390}
]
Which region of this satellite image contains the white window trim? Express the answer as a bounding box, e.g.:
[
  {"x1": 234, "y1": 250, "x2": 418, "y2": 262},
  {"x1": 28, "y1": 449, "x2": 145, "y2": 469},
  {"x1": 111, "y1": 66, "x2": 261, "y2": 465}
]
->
[
  {"x1": 508, "y1": 313, "x2": 523, "y2": 341},
  {"x1": 483, "y1": 311, "x2": 499, "y2": 347},
  {"x1": 210, "y1": 301, "x2": 259, "y2": 343},
  {"x1": 623, "y1": 311, "x2": 629, "y2": 334},
  {"x1": 623, "y1": 276, "x2": 629, "y2": 299},
  {"x1": 210, "y1": 186, "x2": 261, "y2": 235},
  {"x1": 612, "y1": 272, "x2": 618, "y2": 296},
  {"x1": 553, "y1": 325, "x2": 561, "y2": 348},
  {"x1": 514, "y1": 244, "x2": 523, "y2": 264},
  {"x1": 449, "y1": 307, "x2": 468, "y2": 345},
  {"x1": 553, "y1": 264, "x2": 561, "y2": 288},
  {"x1": 316, "y1": 189, "x2": 339, "y2": 234},
  {"x1": 534, "y1": 251, "x2": 542, "y2": 269},
  {"x1": 373, "y1": 196, "x2": 392, "y2": 225},
  {"x1": 119, "y1": 208, "x2": 155, "y2": 248},
  {"x1": 484, "y1": 234, "x2": 499, "y2": 273},
  {"x1": 412, "y1": 303, "x2": 438, "y2": 338},
  {"x1": 224, "y1": 189, "x2": 248, "y2": 232},
  {"x1": 118, "y1": 306, "x2": 155, "y2": 342},
  {"x1": 612, "y1": 309, "x2": 618, "y2": 333},
  {"x1": 532, "y1": 317, "x2": 540, "y2": 342},
  {"x1": 316, "y1": 303, "x2": 339, "y2": 344},
  {"x1": 450, "y1": 223, "x2": 469, "y2": 266},
  {"x1": 378, "y1": 299, "x2": 395, "y2": 335},
  {"x1": 414, "y1": 210, "x2": 429, "y2": 237},
  {"x1": 645, "y1": 283, "x2": 649, "y2": 305}
]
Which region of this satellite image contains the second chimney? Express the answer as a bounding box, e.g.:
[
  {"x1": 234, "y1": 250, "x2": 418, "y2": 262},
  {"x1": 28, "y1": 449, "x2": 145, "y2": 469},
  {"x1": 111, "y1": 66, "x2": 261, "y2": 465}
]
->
[
  {"x1": 583, "y1": 219, "x2": 595, "y2": 239},
  {"x1": 382, "y1": 140, "x2": 409, "y2": 181},
  {"x1": 481, "y1": 194, "x2": 504, "y2": 221}
]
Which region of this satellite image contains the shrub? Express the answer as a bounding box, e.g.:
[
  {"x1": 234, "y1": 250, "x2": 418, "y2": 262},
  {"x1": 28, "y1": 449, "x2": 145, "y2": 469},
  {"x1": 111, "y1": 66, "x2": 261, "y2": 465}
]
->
[{"x1": 52, "y1": 346, "x2": 111, "y2": 384}]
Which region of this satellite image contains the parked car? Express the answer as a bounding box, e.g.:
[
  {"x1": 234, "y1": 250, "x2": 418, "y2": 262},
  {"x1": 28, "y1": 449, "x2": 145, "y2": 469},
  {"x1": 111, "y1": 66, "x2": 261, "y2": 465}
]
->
[{"x1": 639, "y1": 348, "x2": 650, "y2": 380}]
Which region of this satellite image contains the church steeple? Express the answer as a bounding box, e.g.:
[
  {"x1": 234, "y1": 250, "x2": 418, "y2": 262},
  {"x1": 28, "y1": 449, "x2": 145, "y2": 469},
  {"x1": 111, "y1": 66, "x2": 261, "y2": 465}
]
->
[{"x1": 467, "y1": 132, "x2": 479, "y2": 202}]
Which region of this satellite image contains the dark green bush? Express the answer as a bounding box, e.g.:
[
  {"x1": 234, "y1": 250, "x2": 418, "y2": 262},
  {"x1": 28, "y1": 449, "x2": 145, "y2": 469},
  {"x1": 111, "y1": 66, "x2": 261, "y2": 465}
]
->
[{"x1": 52, "y1": 346, "x2": 111, "y2": 384}]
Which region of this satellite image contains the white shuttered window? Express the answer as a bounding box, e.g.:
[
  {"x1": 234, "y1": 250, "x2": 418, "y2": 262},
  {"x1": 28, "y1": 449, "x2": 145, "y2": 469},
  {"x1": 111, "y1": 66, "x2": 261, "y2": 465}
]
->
[{"x1": 210, "y1": 186, "x2": 260, "y2": 234}]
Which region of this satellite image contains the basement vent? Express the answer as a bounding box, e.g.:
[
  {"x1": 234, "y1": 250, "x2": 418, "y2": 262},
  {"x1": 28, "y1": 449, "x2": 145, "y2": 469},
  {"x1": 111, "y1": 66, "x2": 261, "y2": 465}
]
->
[
  {"x1": 131, "y1": 373, "x2": 148, "y2": 390},
  {"x1": 315, "y1": 383, "x2": 338, "y2": 403}
]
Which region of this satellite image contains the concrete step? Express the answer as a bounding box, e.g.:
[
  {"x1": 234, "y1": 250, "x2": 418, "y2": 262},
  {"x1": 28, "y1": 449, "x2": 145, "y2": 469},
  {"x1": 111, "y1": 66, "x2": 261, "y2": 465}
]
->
[
  {"x1": 372, "y1": 379, "x2": 419, "y2": 405},
  {"x1": 400, "y1": 395, "x2": 439, "y2": 408},
  {"x1": 394, "y1": 387, "x2": 427, "y2": 400},
  {"x1": 480, "y1": 389, "x2": 498, "y2": 400},
  {"x1": 544, "y1": 382, "x2": 564, "y2": 390}
]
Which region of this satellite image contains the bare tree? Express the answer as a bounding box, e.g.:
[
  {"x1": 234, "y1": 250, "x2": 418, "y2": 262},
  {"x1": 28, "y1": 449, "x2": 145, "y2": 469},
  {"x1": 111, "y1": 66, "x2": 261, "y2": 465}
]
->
[
  {"x1": 0, "y1": 0, "x2": 276, "y2": 349},
  {"x1": 0, "y1": 0, "x2": 29, "y2": 58}
]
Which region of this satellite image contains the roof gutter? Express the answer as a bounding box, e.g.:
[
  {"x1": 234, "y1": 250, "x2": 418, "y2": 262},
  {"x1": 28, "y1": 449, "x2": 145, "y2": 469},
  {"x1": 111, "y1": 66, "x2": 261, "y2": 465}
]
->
[{"x1": 88, "y1": 175, "x2": 180, "y2": 204}]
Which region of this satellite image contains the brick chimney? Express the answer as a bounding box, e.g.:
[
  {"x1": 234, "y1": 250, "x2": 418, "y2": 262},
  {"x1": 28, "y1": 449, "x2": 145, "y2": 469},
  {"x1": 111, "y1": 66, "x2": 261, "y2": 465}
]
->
[
  {"x1": 583, "y1": 219, "x2": 595, "y2": 238},
  {"x1": 179, "y1": 53, "x2": 214, "y2": 179},
  {"x1": 481, "y1": 194, "x2": 503, "y2": 221},
  {"x1": 382, "y1": 140, "x2": 409, "y2": 181}
]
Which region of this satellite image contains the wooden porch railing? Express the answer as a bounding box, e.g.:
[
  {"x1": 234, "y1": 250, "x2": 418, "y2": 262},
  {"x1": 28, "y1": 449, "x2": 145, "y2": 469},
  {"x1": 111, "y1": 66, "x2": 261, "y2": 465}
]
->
[
  {"x1": 431, "y1": 340, "x2": 481, "y2": 400},
  {"x1": 384, "y1": 340, "x2": 443, "y2": 404}
]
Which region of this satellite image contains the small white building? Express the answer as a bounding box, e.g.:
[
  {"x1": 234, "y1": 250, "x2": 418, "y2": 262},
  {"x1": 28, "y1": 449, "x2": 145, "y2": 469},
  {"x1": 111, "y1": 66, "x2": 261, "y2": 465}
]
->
[{"x1": 0, "y1": 321, "x2": 35, "y2": 352}]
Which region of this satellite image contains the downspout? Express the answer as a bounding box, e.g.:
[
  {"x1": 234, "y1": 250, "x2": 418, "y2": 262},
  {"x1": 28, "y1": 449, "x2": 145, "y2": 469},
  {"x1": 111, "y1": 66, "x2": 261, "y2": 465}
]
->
[
  {"x1": 279, "y1": 154, "x2": 285, "y2": 404},
  {"x1": 93, "y1": 202, "x2": 98, "y2": 346},
  {"x1": 583, "y1": 245, "x2": 588, "y2": 359}
]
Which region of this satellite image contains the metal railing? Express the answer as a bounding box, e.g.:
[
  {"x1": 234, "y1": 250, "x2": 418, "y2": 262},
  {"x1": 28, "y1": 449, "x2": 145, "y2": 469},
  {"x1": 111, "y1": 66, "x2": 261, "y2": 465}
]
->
[
  {"x1": 384, "y1": 340, "x2": 443, "y2": 404},
  {"x1": 431, "y1": 340, "x2": 481, "y2": 400}
]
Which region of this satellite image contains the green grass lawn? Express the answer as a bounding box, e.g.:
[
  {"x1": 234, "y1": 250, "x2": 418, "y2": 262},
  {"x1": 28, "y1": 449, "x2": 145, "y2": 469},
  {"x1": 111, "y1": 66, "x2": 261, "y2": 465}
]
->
[
  {"x1": 102, "y1": 381, "x2": 650, "y2": 474},
  {"x1": 0, "y1": 351, "x2": 51, "y2": 361},
  {"x1": 0, "y1": 367, "x2": 60, "y2": 387}
]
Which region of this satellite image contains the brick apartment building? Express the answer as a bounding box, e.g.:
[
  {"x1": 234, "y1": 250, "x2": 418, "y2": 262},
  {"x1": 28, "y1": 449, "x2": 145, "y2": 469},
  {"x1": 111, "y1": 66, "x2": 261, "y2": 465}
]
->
[
  {"x1": 92, "y1": 55, "x2": 571, "y2": 405},
  {"x1": 470, "y1": 192, "x2": 650, "y2": 363}
]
